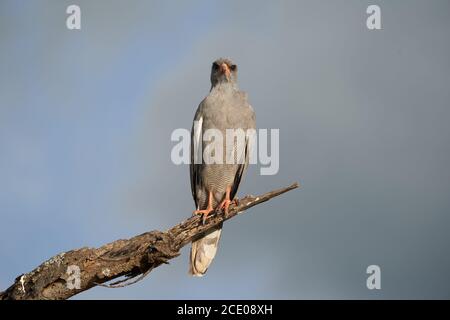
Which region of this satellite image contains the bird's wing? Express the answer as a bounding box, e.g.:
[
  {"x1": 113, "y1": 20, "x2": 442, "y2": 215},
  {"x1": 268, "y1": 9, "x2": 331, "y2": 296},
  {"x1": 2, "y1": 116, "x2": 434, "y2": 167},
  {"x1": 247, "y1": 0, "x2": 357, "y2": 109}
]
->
[
  {"x1": 190, "y1": 101, "x2": 204, "y2": 209},
  {"x1": 230, "y1": 104, "x2": 256, "y2": 200}
]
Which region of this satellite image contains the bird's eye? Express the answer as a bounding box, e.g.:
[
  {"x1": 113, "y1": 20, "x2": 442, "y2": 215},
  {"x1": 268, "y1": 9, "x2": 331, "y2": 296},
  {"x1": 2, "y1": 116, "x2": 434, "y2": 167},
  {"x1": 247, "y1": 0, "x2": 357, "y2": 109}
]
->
[
  {"x1": 230, "y1": 64, "x2": 237, "y2": 71},
  {"x1": 212, "y1": 63, "x2": 219, "y2": 70}
]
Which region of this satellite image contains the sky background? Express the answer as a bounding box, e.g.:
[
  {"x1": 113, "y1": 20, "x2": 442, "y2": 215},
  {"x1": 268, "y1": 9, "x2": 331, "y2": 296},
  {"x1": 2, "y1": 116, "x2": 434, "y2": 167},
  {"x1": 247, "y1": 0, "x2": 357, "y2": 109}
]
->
[{"x1": 1, "y1": 0, "x2": 450, "y2": 299}]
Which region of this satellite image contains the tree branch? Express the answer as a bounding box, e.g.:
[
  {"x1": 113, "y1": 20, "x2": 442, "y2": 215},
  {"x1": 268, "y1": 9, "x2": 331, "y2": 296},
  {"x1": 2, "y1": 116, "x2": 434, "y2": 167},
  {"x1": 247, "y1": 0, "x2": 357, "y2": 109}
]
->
[{"x1": 0, "y1": 182, "x2": 299, "y2": 300}]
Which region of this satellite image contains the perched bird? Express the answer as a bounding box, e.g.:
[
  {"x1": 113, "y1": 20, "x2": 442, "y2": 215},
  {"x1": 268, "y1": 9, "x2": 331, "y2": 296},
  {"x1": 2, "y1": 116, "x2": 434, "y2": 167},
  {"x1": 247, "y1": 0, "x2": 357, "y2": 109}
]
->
[{"x1": 189, "y1": 58, "x2": 256, "y2": 276}]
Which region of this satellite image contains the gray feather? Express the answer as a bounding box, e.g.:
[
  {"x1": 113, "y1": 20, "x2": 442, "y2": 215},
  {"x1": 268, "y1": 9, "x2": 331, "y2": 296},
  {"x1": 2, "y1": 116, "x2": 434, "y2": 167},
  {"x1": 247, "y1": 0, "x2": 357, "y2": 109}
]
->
[{"x1": 189, "y1": 58, "x2": 255, "y2": 276}]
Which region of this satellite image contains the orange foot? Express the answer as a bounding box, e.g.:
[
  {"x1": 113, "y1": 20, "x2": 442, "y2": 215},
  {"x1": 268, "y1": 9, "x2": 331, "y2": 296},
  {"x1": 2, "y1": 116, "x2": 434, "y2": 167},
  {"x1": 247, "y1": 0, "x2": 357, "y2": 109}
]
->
[
  {"x1": 194, "y1": 191, "x2": 213, "y2": 224},
  {"x1": 216, "y1": 186, "x2": 236, "y2": 216},
  {"x1": 193, "y1": 207, "x2": 214, "y2": 224},
  {"x1": 217, "y1": 199, "x2": 231, "y2": 215}
]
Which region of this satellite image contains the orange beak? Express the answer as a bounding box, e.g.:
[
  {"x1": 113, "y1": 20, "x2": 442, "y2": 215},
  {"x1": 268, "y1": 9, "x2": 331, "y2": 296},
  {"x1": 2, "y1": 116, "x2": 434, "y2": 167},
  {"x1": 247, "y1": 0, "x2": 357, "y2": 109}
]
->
[{"x1": 220, "y1": 63, "x2": 231, "y2": 80}]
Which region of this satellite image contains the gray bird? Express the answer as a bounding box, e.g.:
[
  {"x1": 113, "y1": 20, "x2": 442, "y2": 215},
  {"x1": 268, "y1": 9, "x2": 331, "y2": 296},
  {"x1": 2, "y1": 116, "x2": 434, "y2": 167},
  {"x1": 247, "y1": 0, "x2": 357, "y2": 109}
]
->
[{"x1": 189, "y1": 58, "x2": 256, "y2": 276}]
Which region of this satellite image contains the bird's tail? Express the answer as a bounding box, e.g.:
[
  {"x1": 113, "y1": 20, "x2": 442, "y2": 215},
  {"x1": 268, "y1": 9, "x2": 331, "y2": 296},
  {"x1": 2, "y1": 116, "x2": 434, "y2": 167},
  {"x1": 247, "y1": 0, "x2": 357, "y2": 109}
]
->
[{"x1": 189, "y1": 223, "x2": 223, "y2": 277}]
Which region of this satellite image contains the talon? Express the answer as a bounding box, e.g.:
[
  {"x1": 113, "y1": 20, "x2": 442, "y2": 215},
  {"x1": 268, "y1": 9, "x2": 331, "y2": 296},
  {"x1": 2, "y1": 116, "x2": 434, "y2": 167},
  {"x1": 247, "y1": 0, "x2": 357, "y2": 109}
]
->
[
  {"x1": 217, "y1": 199, "x2": 231, "y2": 215},
  {"x1": 216, "y1": 186, "x2": 233, "y2": 215},
  {"x1": 193, "y1": 208, "x2": 214, "y2": 224},
  {"x1": 193, "y1": 190, "x2": 214, "y2": 224}
]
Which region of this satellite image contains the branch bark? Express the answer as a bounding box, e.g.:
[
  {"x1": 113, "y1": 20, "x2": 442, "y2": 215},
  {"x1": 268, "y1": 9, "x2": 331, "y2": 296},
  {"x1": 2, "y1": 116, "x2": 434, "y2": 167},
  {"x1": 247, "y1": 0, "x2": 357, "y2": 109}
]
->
[{"x1": 0, "y1": 182, "x2": 299, "y2": 300}]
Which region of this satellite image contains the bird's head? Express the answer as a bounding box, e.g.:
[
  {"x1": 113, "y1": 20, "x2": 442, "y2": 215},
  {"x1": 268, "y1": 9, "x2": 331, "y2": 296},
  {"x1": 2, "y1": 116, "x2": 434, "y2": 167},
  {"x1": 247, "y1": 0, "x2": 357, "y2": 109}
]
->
[{"x1": 210, "y1": 58, "x2": 238, "y2": 88}]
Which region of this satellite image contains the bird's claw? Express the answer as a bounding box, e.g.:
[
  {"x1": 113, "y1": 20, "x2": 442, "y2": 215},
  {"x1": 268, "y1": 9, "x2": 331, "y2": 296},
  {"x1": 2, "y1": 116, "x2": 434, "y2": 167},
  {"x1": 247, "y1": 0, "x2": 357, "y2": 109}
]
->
[
  {"x1": 217, "y1": 197, "x2": 239, "y2": 217},
  {"x1": 215, "y1": 199, "x2": 232, "y2": 216},
  {"x1": 193, "y1": 208, "x2": 213, "y2": 225}
]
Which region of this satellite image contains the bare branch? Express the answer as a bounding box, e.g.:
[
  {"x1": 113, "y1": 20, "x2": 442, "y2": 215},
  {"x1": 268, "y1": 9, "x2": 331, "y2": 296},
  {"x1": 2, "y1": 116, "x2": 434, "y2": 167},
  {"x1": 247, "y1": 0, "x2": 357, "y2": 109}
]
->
[{"x1": 0, "y1": 182, "x2": 299, "y2": 300}]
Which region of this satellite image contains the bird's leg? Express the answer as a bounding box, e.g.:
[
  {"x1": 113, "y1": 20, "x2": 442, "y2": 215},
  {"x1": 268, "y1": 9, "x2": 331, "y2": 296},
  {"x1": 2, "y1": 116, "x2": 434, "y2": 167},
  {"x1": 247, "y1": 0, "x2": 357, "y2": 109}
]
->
[
  {"x1": 193, "y1": 190, "x2": 214, "y2": 224},
  {"x1": 217, "y1": 186, "x2": 233, "y2": 216}
]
